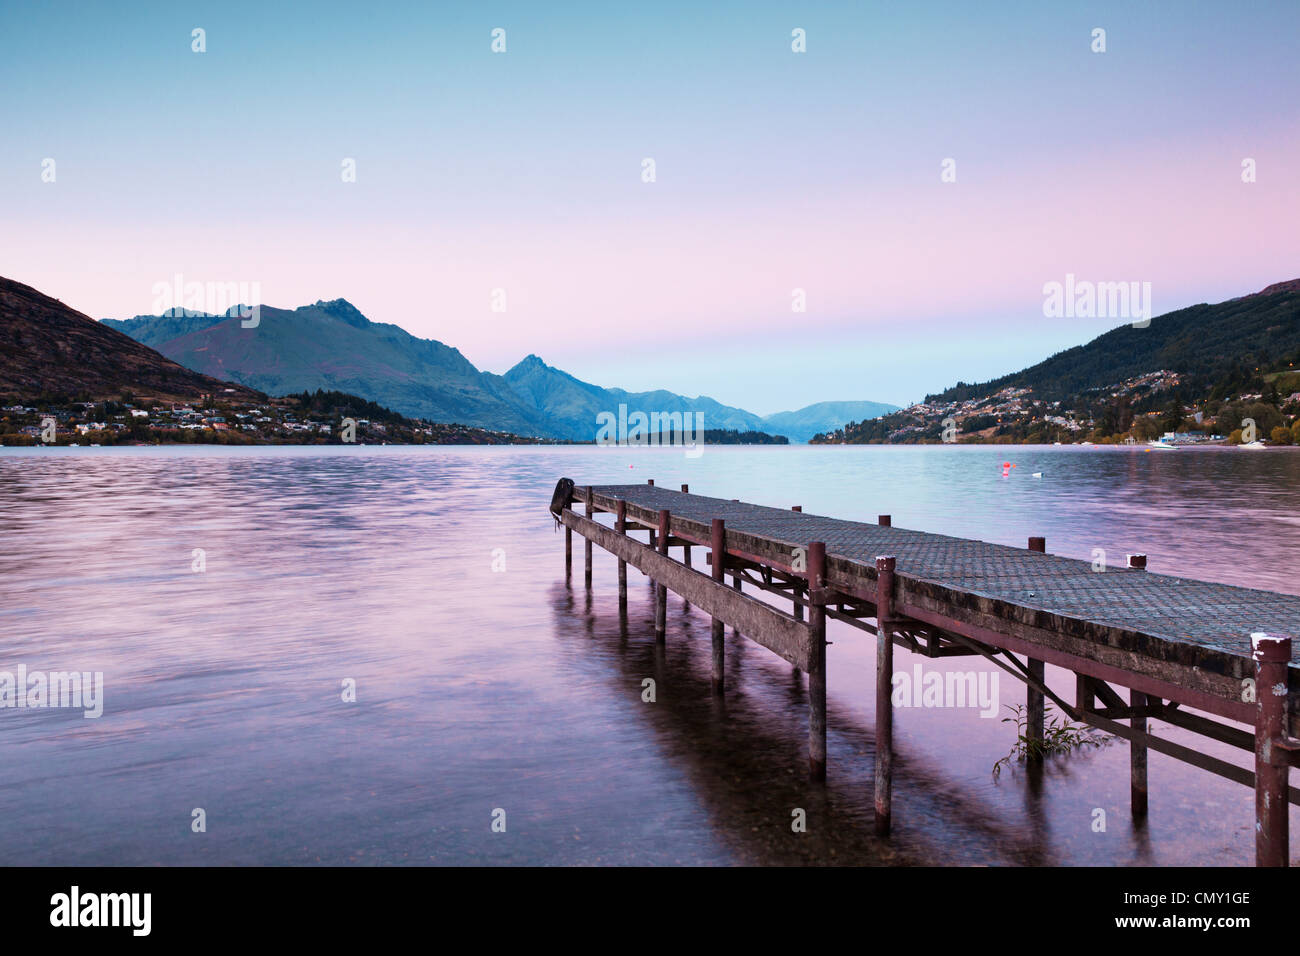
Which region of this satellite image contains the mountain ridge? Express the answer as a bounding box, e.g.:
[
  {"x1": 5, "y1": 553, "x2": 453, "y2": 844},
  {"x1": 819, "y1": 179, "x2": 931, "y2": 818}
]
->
[{"x1": 104, "y1": 302, "x2": 898, "y2": 440}]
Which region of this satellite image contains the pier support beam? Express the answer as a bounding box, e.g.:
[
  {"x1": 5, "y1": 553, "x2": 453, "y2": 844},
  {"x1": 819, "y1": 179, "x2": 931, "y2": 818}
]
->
[
  {"x1": 1253, "y1": 633, "x2": 1291, "y2": 867},
  {"x1": 1131, "y1": 689, "x2": 1148, "y2": 818},
  {"x1": 584, "y1": 496, "x2": 593, "y2": 590},
  {"x1": 1026, "y1": 536, "x2": 1047, "y2": 758},
  {"x1": 875, "y1": 555, "x2": 896, "y2": 834},
  {"x1": 654, "y1": 509, "x2": 669, "y2": 642},
  {"x1": 616, "y1": 500, "x2": 628, "y2": 613},
  {"x1": 808, "y1": 541, "x2": 828, "y2": 781},
  {"x1": 710, "y1": 519, "x2": 726, "y2": 693}
]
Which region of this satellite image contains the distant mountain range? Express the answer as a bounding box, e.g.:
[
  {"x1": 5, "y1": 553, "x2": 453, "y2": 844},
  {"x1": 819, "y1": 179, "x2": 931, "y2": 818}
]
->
[{"x1": 103, "y1": 300, "x2": 898, "y2": 440}]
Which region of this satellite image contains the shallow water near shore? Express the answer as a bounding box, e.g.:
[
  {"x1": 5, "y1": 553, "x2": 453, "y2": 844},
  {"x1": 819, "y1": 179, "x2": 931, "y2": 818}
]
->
[{"x1": 1, "y1": 443, "x2": 1298, "y2": 865}]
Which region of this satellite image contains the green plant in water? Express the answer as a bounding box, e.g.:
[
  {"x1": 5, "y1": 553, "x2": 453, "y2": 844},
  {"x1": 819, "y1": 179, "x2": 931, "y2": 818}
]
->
[{"x1": 992, "y1": 703, "x2": 1110, "y2": 777}]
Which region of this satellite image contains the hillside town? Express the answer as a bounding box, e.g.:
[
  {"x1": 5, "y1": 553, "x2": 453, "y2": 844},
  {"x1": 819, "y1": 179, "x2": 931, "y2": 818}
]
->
[
  {"x1": 813, "y1": 369, "x2": 1300, "y2": 446},
  {"x1": 0, "y1": 390, "x2": 551, "y2": 446}
]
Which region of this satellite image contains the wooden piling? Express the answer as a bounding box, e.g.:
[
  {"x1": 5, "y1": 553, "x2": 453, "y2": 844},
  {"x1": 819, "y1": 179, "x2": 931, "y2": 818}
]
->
[
  {"x1": 1026, "y1": 658, "x2": 1045, "y2": 763},
  {"x1": 680, "y1": 486, "x2": 692, "y2": 570},
  {"x1": 875, "y1": 555, "x2": 896, "y2": 833},
  {"x1": 1253, "y1": 632, "x2": 1291, "y2": 867},
  {"x1": 655, "y1": 509, "x2": 669, "y2": 642},
  {"x1": 710, "y1": 519, "x2": 726, "y2": 693},
  {"x1": 1026, "y1": 536, "x2": 1047, "y2": 758},
  {"x1": 564, "y1": 506, "x2": 572, "y2": 580},
  {"x1": 679, "y1": 486, "x2": 692, "y2": 609},
  {"x1": 808, "y1": 541, "x2": 828, "y2": 781},
  {"x1": 1076, "y1": 673, "x2": 1093, "y2": 712},
  {"x1": 584, "y1": 494, "x2": 593, "y2": 589},
  {"x1": 792, "y1": 507, "x2": 805, "y2": 626},
  {"x1": 1131, "y1": 689, "x2": 1149, "y2": 818},
  {"x1": 616, "y1": 500, "x2": 628, "y2": 613}
]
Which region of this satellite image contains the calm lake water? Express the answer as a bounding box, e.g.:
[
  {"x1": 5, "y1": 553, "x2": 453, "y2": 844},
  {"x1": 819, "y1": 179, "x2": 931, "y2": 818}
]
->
[{"x1": 1, "y1": 443, "x2": 1298, "y2": 866}]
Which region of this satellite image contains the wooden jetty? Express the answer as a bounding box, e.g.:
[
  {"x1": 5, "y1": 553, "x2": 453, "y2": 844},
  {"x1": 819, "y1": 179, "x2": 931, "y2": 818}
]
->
[{"x1": 551, "y1": 478, "x2": 1300, "y2": 866}]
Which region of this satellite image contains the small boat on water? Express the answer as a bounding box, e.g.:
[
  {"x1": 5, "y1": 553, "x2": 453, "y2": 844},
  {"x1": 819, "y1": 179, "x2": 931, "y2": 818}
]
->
[
  {"x1": 1148, "y1": 439, "x2": 1177, "y2": 449},
  {"x1": 1240, "y1": 440, "x2": 1267, "y2": 450}
]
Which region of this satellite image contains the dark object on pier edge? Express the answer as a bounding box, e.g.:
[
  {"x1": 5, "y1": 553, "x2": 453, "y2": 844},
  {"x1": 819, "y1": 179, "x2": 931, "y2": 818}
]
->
[{"x1": 550, "y1": 477, "x2": 575, "y2": 517}]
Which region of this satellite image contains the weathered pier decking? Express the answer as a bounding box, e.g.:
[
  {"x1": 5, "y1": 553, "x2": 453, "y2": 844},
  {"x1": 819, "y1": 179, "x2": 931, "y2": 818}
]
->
[{"x1": 551, "y1": 479, "x2": 1300, "y2": 866}]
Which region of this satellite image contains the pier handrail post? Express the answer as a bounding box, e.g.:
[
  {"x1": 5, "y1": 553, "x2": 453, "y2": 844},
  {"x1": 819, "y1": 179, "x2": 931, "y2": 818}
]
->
[
  {"x1": 616, "y1": 500, "x2": 628, "y2": 614},
  {"x1": 710, "y1": 519, "x2": 726, "y2": 693},
  {"x1": 785, "y1": 504, "x2": 806, "y2": 624},
  {"x1": 875, "y1": 555, "x2": 897, "y2": 834},
  {"x1": 808, "y1": 541, "x2": 828, "y2": 780},
  {"x1": 644, "y1": 480, "x2": 657, "y2": 553},
  {"x1": 654, "y1": 509, "x2": 669, "y2": 642},
  {"x1": 1253, "y1": 632, "x2": 1291, "y2": 867},
  {"x1": 584, "y1": 490, "x2": 594, "y2": 590},
  {"x1": 679, "y1": 486, "x2": 692, "y2": 587},
  {"x1": 790, "y1": 508, "x2": 805, "y2": 625},
  {"x1": 1026, "y1": 536, "x2": 1046, "y2": 760}
]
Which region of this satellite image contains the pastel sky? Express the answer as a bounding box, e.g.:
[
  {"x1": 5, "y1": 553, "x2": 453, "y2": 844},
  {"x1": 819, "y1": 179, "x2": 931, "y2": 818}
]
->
[{"x1": 2, "y1": 0, "x2": 1297, "y2": 414}]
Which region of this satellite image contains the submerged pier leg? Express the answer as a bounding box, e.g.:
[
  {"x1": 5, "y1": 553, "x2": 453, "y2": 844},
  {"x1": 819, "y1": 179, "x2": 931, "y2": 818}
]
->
[
  {"x1": 710, "y1": 519, "x2": 726, "y2": 693},
  {"x1": 808, "y1": 541, "x2": 828, "y2": 780},
  {"x1": 1026, "y1": 659, "x2": 1045, "y2": 762},
  {"x1": 654, "y1": 509, "x2": 669, "y2": 643},
  {"x1": 616, "y1": 500, "x2": 628, "y2": 614},
  {"x1": 1253, "y1": 633, "x2": 1291, "y2": 867},
  {"x1": 875, "y1": 555, "x2": 896, "y2": 834},
  {"x1": 584, "y1": 495, "x2": 593, "y2": 590},
  {"x1": 1131, "y1": 689, "x2": 1149, "y2": 818},
  {"x1": 564, "y1": 503, "x2": 572, "y2": 582},
  {"x1": 1026, "y1": 537, "x2": 1047, "y2": 758}
]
